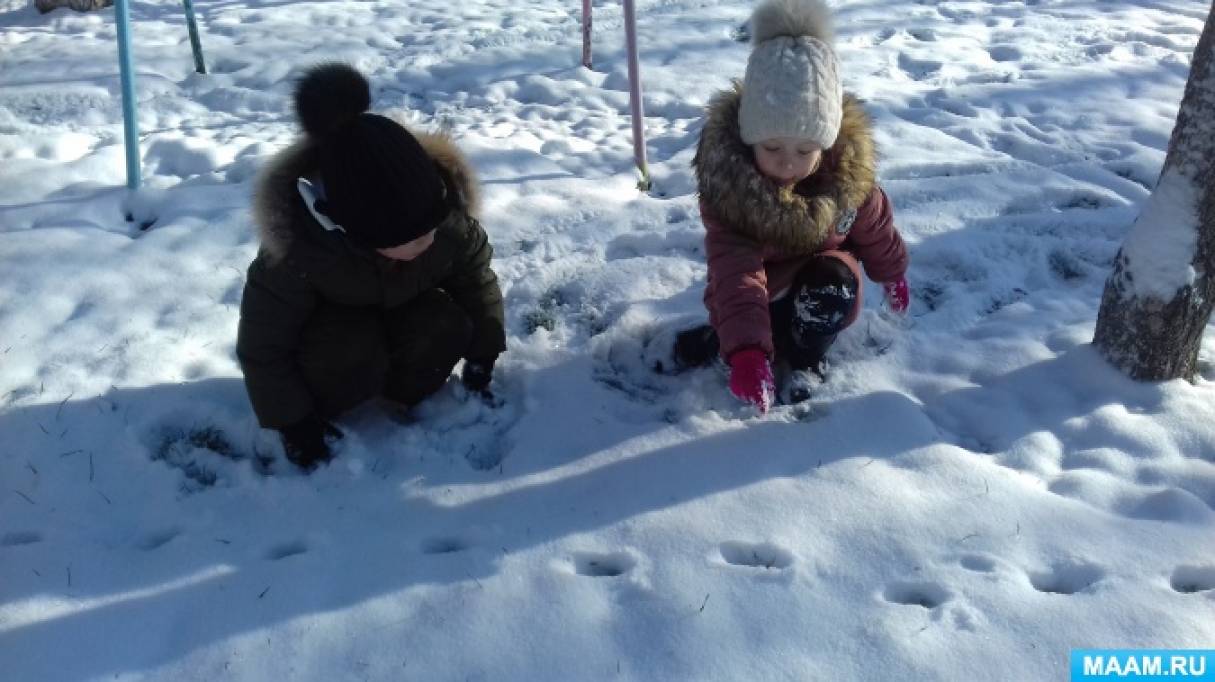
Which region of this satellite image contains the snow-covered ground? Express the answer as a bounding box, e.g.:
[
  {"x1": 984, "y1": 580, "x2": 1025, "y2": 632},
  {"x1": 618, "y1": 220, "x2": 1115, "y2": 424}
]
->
[{"x1": 2, "y1": 0, "x2": 1213, "y2": 679}]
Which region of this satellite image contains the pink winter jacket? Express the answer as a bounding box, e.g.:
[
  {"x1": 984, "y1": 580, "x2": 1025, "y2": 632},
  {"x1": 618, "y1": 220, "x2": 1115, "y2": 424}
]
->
[
  {"x1": 693, "y1": 85, "x2": 908, "y2": 360},
  {"x1": 702, "y1": 187, "x2": 906, "y2": 359}
]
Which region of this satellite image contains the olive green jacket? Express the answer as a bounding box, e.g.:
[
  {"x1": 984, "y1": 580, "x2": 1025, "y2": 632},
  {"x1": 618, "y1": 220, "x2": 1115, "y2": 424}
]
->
[{"x1": 237, "y1": 130, "x2": 505, "y2": 429}]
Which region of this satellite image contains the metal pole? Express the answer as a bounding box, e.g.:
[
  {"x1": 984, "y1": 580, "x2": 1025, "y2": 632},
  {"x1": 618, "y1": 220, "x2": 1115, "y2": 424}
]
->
[
  {"x1": 581, "y1": 0, "x2": 593, "y2": 69},
  {"x1": 114, "y1": 0, "x2": 141, "y2": 192},
  {"x1": 622, "y1": 0, "x2": 650, "y2": 191},
  {"x1": 182, "y1": 0, "x2": 207, "y2": 74}
]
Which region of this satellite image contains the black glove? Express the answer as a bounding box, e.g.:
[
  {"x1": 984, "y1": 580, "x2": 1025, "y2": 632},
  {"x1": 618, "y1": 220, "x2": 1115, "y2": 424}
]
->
[
  {"x1": 280, "y1": 414, "x2": 343, "y2": 472},
  {"x1": 461, "y1": 357, "x2": 496, "y2": 393}
]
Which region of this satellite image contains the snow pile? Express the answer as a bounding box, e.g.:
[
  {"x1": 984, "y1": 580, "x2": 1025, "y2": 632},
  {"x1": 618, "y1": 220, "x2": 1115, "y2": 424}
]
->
[{"x1": 1118, "y1": 167, "x2": 1199, "y2": 301}]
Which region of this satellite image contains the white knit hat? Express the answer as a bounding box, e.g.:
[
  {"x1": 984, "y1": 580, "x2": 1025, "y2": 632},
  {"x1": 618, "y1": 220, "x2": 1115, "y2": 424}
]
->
[{"x1": 739, "y1": 0, "x2": 843, "y2": 148}]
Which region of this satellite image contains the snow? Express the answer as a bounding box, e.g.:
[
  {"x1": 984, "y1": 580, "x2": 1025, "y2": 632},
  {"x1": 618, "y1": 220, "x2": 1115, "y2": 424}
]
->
[
  {"x1": 1119, "y1": 168, "x2": 1200, "y2": 301},
  {"x1": 2, "y1": 0, "x2": 1214, "y2": 680}
]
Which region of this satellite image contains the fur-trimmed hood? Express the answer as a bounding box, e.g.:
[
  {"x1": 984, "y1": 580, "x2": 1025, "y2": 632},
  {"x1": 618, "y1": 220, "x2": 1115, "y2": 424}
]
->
[
  {"x1": 252, "y1": 126, "x2": 481, "y2": 261},
  {"x1": 693, "y1": 83, "x2": 876, "y2": 253}
]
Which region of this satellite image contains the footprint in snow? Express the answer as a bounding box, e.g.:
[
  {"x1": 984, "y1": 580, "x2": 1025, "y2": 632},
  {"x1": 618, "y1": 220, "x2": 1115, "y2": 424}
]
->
[
  {"x1": 897, "y1": 53, "x2": 943, "y2": 81},
  {"x1": 666, "y1": 206, "x2": 691, "y2": 224},
  {"x1": 592, "y1": 320, "x2": 691, "y2": 402},
  {"x1": 936, "y1": 5, "x2": 980, "y2": 22},
  {"x1": 987, "y1": 44, "x2": 1022, "y2": 62},
  {"x1": 883, "y1": 580, "x2": 953, "y2": 609},
  {"x1": 1053, "y1": 192, "x2": 1109, "y2": 211},
  {"x1": 1, "y1": 531, "x2": 43, "y2": 547},
  {"x1": 149, "y1": 422, "x2": 271, "y2": 492},
  {"x1": 138, "y1": 528, "x2": 181, "y2": 551},
  {"x1": 925, "y1": 90, "x2": 980, "y2": 118},
  {"x1": 265, "y1": 541, "x2": 308, "y2": 561},
  {"x1": 573, "y1": 551, "x2": 636, "y2": 578},
  {"x1": 1029, "y1": 560, "x2": 1105, "y2": 595},
  {"x1": 1049, "y1": 249, "x2": 1093, "y2": 282},
  {"x1": 873, "y1": 28, "x2": 896, "y2": 45},
  {"x1": 604, "y1": 227, "x2": 702, "y2": 262},
  {"x1": 719, "y1": 541, "x2": 794, "y2": 570},
  {"x1": 421, "y1": 537, "x2": 471, "y2": 555},
  {"x1": 1156, "y1": 23, "x2": 1202, "y2": 37},
  {"x1": 1170, "y1": 565, "x2": 1215, "y2": 594},
  {"x1": 959, "y1": 554, "x2": 998, "y2": 573}
]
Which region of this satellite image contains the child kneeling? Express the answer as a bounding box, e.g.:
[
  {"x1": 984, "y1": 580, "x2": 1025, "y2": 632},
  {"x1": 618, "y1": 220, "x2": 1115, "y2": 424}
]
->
[
  {"x1": 237, "y1": 64, "x2": 505, "y2": 470},
  {"x1": 678, "y1": 0, "x2": 910, "y2": 412}
]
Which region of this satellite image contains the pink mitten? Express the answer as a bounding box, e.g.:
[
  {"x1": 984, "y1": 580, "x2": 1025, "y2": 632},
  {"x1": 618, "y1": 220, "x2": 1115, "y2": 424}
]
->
[
  {"x1": 728, "y1": 348, "x2": 775, "y2": 413},
  {"x1": 883, "y1": 278, "x2": 910, "y2": 316}
]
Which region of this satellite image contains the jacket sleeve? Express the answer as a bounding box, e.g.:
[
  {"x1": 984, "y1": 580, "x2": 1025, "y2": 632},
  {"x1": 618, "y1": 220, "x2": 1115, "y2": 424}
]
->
[
  {"x1": 702, "y1": 203, "x2": 774, "y2": 360},
  {"x1": 441, "y1": 217, "x2": 506, "y2": 362},
  {"x1": 844, "y1": 185, "x2": 908, "y2": 283},
  {"x1": 236, "y1": 253, "x2": 319, "y2": 429}
]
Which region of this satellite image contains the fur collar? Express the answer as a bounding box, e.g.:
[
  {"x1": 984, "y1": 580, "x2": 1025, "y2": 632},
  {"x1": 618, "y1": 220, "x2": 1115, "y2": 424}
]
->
[
  {"x1": 693, "y1": 83, "x2": 877, "y2": 253},
  {"x1": 252, "y1": 126, "x2": 481, "y2": 261}
]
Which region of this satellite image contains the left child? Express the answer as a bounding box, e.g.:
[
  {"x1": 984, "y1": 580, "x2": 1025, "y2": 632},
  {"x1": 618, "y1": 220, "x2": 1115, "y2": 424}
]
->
[{"x1": 237, "y1": 63, "x2": 505, "y2": 471}]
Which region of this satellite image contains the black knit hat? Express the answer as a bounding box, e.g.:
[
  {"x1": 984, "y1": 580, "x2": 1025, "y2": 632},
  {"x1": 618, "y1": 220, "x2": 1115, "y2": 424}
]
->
[{"x1": 293, "y1": 63, "x2": 449, "y2": 249}]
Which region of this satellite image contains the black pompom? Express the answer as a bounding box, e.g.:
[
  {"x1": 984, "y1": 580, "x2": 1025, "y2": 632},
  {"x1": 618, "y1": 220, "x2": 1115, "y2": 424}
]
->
[{"x1": 293, "y1": 63, "x2": 371, "y2": 137}]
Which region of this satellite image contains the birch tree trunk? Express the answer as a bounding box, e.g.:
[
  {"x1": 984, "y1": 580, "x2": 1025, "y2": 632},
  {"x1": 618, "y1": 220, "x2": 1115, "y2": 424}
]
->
[{"x1": 1092, "y1": 2, "x2": 1215, "y2": 381}]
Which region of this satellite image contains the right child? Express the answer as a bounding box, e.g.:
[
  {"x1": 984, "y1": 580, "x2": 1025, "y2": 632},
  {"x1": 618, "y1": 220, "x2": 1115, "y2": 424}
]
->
[{"x1": 678, "y1": 0, "x2": 911, "y2": 412}]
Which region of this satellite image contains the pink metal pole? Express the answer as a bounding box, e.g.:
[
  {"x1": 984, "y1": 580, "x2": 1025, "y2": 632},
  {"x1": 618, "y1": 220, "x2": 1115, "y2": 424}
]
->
[
  {"x1": 582, "y1": 0, "x2": 593, "y2": 69},
  {"x1": 622, "y1": 0, "x2": 651, "y2": 191}
]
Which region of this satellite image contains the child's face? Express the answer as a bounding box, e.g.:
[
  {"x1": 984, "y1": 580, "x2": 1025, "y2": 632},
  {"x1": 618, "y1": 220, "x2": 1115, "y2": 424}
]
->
[
  {"x1": 753, "y1": 138, "x2": 822, "y2": 187},
  {"x1": 377, "y1": 229, "x2": 437, "y2": 262}
]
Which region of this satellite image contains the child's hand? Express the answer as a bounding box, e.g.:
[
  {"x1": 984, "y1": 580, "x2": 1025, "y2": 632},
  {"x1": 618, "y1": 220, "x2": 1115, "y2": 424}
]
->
[
  {"x1": 462, "y1": 357, "x2": 502, "y2": 406},
  {"x1": 728, "y1": 348, "x2": 775, "y2": 414},
  {"x1": 883, "y1": 278, "x2": 910, "y2": 316},
  {"x1": 280, "y1": 414, "x2": 343, "y2": 472},
  {"x1": 461, "y1": 357, "x2": 496, "y2": 393}
]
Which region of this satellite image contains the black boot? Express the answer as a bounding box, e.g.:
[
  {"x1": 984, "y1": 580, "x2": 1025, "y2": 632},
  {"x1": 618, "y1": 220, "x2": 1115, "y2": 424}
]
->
[
  {"x1": 788, "y1": 331, "x2": 837, "y2": 376},
  {"x1": 778, "y1": 257, "x2": 858, "y2": 402},
  {"x1": 785, "y1": 333, "x2": 835, "y2": 403}
]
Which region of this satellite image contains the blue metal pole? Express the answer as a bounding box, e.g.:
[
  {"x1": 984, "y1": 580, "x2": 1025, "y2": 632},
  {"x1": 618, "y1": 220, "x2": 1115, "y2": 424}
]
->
[
  {"x1": 182, "y1": 0, "x2": 207, "y2": 74},
  {"x1": 114, "y1": 0, "x2": 141, "y2": 191}
]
